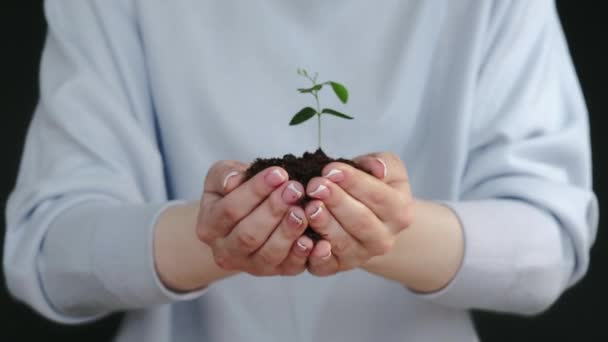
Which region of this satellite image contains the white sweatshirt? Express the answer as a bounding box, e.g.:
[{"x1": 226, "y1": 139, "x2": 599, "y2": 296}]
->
[{"x1": 4, "y1": 1, "x2": 598, "y2": 341}]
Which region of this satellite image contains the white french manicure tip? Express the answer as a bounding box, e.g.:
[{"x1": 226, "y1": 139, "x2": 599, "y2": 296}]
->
[
  {"x1": 271, "y1": 169, "x2": 286, "y2": 181},
  {"x1": 310, "y1": 206, "x2": 323, "y2": 218},
  {"x1": 324, "y1": 169, "x2": 342, "y2": 178},
  {"x1": 289, "y1": 211, "x2": 303, "y2": 225},
  {"x1": 309, "y1": 184, "x2": 328, "y2": 197},
  {"x1": 222, "y1": 171, "x2": 240, "y2": 189},
  {"x1": 288, "y1": 183, "x2": 303, "y2": 198},
  {"x1": 376, "y1": 158, "x2": 388, "y2": 179},
  {"x1": 296, "y1": 240, "x2": 308, "y2": 250}
]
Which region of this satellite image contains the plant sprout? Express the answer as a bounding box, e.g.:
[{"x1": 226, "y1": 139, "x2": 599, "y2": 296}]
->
[{"x1": 290, "y1": 68, "x2": 354, "y2": 149}]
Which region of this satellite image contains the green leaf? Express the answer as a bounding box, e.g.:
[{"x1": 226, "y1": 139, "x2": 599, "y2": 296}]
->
[
  {"x1": 329, "y1": 82, "x2": 349, "y2": 103},
  {"x1": 297, "y1": 84, "x2": 323, "y2": 93},
  {"x1": 321, "y1": 108, "x2": 354, "y2": 120},
  {"x1": 289, "y1": 107, "x2": 317, "y2": 125}
]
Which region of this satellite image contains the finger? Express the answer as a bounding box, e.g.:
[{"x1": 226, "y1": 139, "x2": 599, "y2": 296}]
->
[
  {"x1": 252, "y1": 206, "x2": 308, "y2": 268},
  {"x1": 203, "y1": 167, "x2": 290, "y2": 240},
  {"x1": 307, "y1": 177, "x2": 394, "y2": 254},
  {"x1": 204, "y1": 160, "x2": 250, "y2": 196},
  {"x1": 222, "y1": 180, "x2": 304, "y2": 256},
  {"x1": 305, "y1": 200, "x2": 363, "y2": 263},
  {"x1": 319, "y1": 163, "x2": 410, "y2": 222},
  {"x1": 308, "y1": 240, "x2": 339, "y2": 276},
  {"x1": 352, "y1": 152, "x2": 409, "y2": 186},
  {"x1": 279, "y1": 235, "x2": 314, "y2": 276}
]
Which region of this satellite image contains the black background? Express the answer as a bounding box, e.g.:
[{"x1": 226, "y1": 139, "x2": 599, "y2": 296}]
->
[{"x1": 1, "y1": 1, "x2": 605, "y2": 341}]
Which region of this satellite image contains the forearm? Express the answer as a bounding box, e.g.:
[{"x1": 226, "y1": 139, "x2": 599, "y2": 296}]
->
[
  {"x1": 154, "y1": 201, "x2": 237, "y2": 292},
  {"x1": 362, "y1": 200, "x2": 464, "y2": 293}
]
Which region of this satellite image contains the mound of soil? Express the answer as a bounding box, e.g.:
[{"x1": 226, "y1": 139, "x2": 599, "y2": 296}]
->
[{"x1": 245, "y1": 149, "x2": 362, "y2": 241}]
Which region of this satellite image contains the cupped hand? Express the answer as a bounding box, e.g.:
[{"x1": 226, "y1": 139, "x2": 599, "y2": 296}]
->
[
  {"x1": 196, "y1": 161, "x2": 315, "y2": 276},
  {"x1": 303, "y1": 152, "x2": 414, "y2": 276}
]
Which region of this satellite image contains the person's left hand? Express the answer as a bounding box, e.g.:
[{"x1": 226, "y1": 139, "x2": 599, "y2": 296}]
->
[{"x1": 303, "y1": 152, "x2": 414, "y2": 276}]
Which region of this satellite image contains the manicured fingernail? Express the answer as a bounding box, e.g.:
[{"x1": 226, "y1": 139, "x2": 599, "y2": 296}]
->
[
  {"x1": 308, "y1": 205, "x2": 323, "y2": 219},
  {"x1": 289, "y1": 211, "x2": 303, "y2": 226},
  {"x1": 282, "y1": 183, "x2": 303, "y2": 203},
  {"x1": 308, "y1": 184, "x2": 329, "y2": 199},
  {"x1": 321, "y1": 250, "x2": 332, "y2": 260},
  {"x1": 222, "y1": 171, "x2": 240, "y2": 189},
  {"x1": 296, "y1": 239, "x2": 308, "y2": 251},
  {"x1": 376, "y1": 158, "x2": 388, "y2": 179},
  {"x1": 265, "y1": 169, "x2": 286, "y2": 187},
  {"x1": 323, "y1": 169, "x2": 344, "y2": 182}
]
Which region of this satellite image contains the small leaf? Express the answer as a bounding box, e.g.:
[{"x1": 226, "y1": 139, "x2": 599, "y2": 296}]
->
[
  {"x1": 297, "y1": 84, "x2": 323, "y2": 93},
  {"x1": 289, "y1": 107, "x2": 317, "y2": 125},
  {"x1": 297, "y1": 68, "x2": 302, "y2": 76},
  {"x1": 321, "y1": 108, "x2": 354, "y2": 120},
  {"x1": 329, "y1": 82, "x2": 349, "y2": 103}
]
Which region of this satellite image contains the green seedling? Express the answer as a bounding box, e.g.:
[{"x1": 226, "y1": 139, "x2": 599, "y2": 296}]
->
[{"x1": 290, "y1": 68, "x2": 354, "y2": 149}]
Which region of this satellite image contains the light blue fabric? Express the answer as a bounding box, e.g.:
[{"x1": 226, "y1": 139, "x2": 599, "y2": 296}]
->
[{"x1": 4, "y1": 1, "x2": 598, "y2": 341}]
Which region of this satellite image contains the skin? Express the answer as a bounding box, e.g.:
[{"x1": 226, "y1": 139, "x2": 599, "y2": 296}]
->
[{"x1": 154, "y1": 152, "x2": 464, "y2": 293}]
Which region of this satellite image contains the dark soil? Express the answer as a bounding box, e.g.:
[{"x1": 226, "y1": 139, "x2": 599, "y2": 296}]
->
[{"x1": 245, "y1": 148, "x2": 364, "y2": 241}]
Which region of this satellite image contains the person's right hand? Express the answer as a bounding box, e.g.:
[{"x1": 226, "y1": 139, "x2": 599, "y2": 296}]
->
[{"x1": 196, "y1": 161, "x2": 314, "y2": 276}]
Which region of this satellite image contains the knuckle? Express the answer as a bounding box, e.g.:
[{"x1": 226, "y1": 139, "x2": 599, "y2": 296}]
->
[
  {"x1": 236, "y1": 231, "x2": 261, "y2": 250},
  {"x1": 349, "y1": 215, "x2": 375, "y2": 237},
  {"x1": 257, "y1": 248, "x2": 282, "y2": 266},
  {"x1": 218, "y1": 202, "x2": 241, "y2": 225},
  {"x1": 332, "y1": 238, "x2": 353, "y2": 255},
  {"x1": 196, "y1": 226, "x2": 214, "y2": 244},
  {"x1": 368, "y1": 189, "x2": 386, "y2": 207},
  {"x1": 370, "y1": 238, "x2": 394, "y2": 256},
  {"x1": 214, "y1": 254, "x2": 235, "y2": 271},
  {"x1": 395, "y1": 209, "x2": 413, "y2": 229}
]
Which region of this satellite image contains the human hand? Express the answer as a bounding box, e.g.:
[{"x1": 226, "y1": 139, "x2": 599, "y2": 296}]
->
[
  {"x1": 196, "y1": 161, "x2": 315, "y2": 276},
  {"x1": 303, "y1": 152, "x2": 413, "y2": 276}
]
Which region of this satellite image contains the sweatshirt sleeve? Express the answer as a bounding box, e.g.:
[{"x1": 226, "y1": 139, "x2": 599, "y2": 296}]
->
[
  {"x1": 3, "y1": 1, "x2": 205, "y2": 324},
  {"x1": 416, "y1": 0, "x2": 598, "y2": 315}
]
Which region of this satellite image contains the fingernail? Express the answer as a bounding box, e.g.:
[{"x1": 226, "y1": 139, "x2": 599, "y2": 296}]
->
[
  {"x1": 282, "y1": 183, "x2": 303, "y2": 203},
  {"x1": 308, "y1": 205, "x2": 323, "y2": 219},
  {"x1": 308, "y1": 184, "x2": 329, "y2": 199},
  {"x1": 289, "y1": 211, "x2": 303, "y2": 226},
  {"x1": 323, "y1": 169, "x2": 344, "y2": 182},
  {"x1": 296, "y1": 239, "x2": 308, "y2": 251},
  {"x1": 222, "y1": 171, "x2": 240, "y2": 189},
  {"x1": 265, "y1": 169, "x2": 286, "y2": 187},
  {"x1": 376, "y1": 158, "x2": 388, "y2": 179},
  {"x1": 321, "y1": 250, "x2": 332, "y2": 260}
]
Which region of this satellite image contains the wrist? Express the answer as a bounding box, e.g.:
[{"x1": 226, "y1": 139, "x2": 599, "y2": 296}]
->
[
  {"x1": 361, "y1": 200, "x2": 464, "y2": 293},
  {"x1": 153, "y1": 201, "x2": 236, "y2": 292}
]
